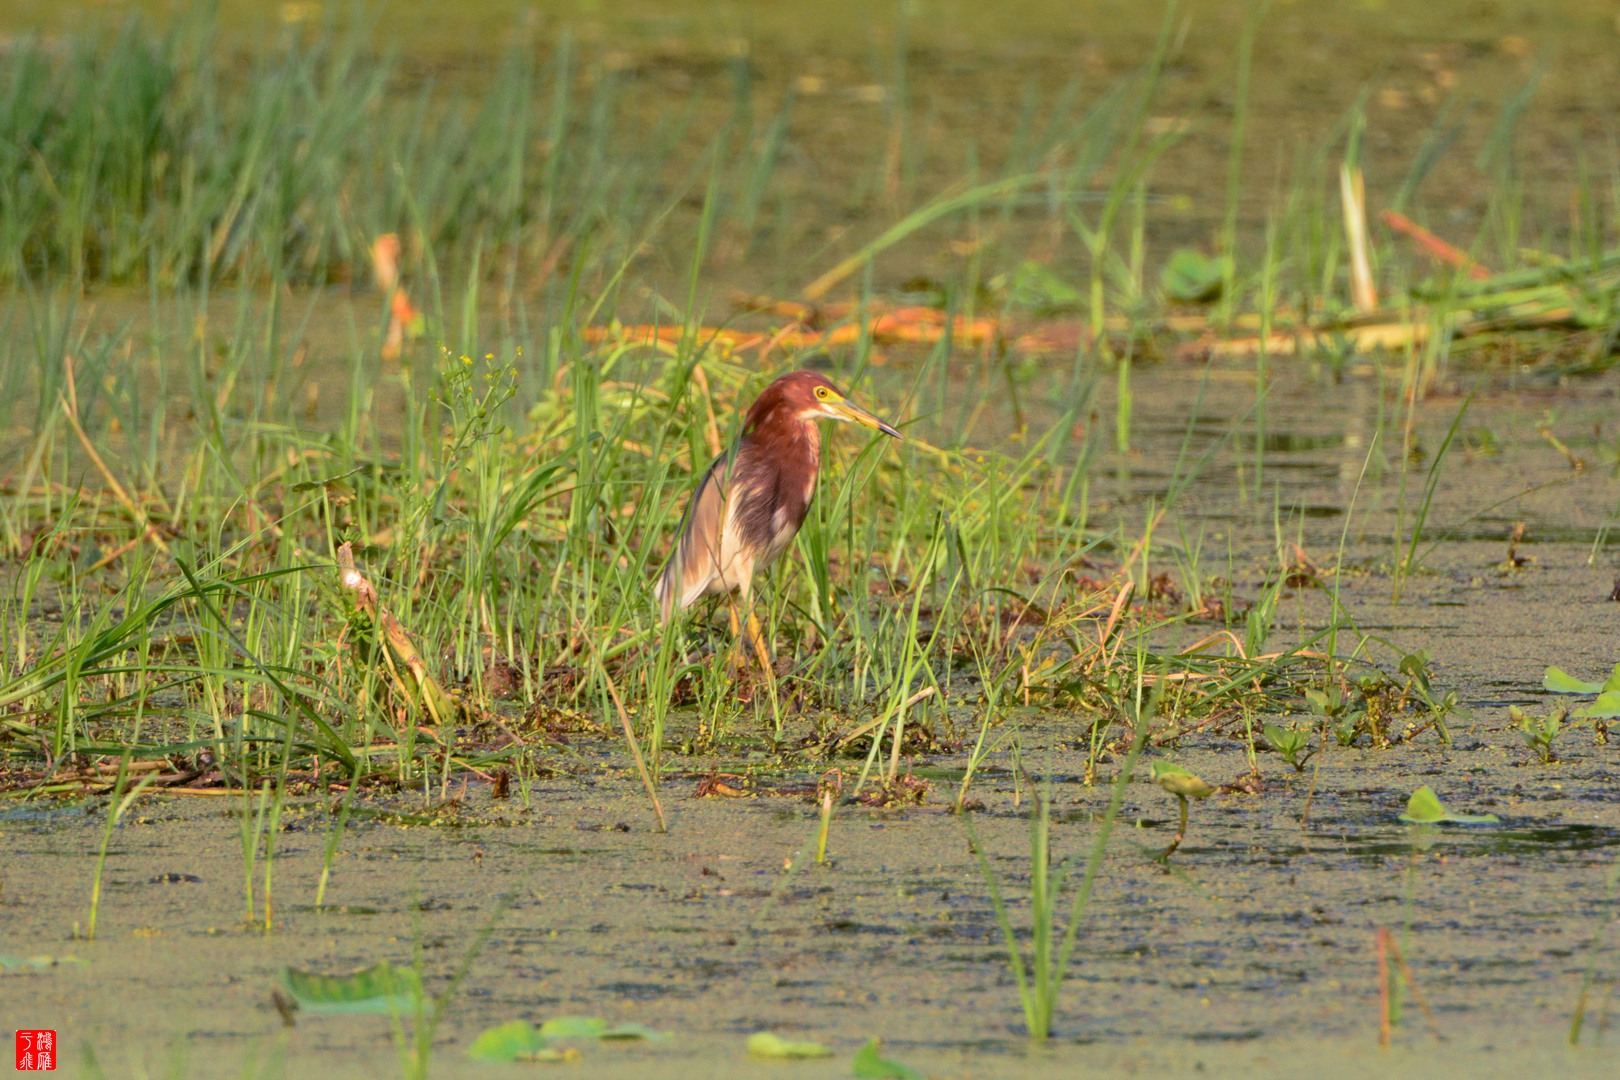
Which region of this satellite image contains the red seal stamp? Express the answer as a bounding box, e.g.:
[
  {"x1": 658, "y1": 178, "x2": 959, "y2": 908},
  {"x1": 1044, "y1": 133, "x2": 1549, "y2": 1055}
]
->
[{"x1": 15, "y1": 1030, "x2": 57, "y2": 1071}]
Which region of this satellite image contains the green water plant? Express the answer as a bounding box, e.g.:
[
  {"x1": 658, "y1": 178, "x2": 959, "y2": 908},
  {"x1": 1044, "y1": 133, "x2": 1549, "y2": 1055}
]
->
[
  {"x1": 0, "y1": 954, "x2": 87, "y2": 972},
  {"x1": 1306, "y1": 676, "x2": 1416, "y2": 749},
  {"x1": 239, "y1": 780, "x2": 287, "y2": 931},
  {"x1": 815, "y1": 770, "x2": 841, "y2": 865},
  {"x1": 280, "y1": 961, "x2": 423, "y2": 1015},
  {"x1": 1542, "y1": 664, "x2": 1620, "y2": 695},
  {"x1": 1398, "y1": 786, "x2": 1499, "y2": 825},
  {"x1": 1302, "y1": 680, "x2": 1354, "y2": 748},
  {"x1": 1160, "y1": 248, "x2": 1232, "y2": 304},
  {"x1": 853, "y1": 1038, "x2": 923, "y2": 1080},
  {"x1": 1382, "y1": 784, "x2": 1483, "y2": 1045},
  {"x1": 1148, "y1": 760, "x2": 1216, "y2": 861},
  {"x1": 535, "y1": 1017, "x2": 663, "y2": 1041},
  {"x1": 1261, "y1": 723, "x2": 1316, "y2": 772},
  {"x1": 278, "y1": 890, "x2": 516, "y2": 1080},
  {"x1": 1307, "y1": 683, "x2": 1366, "y2": 747},
  {"x1": 1391, "y1": 393, "x2": 1473, "y2": 604},
  {"x1": 1397, "y1": 651, "x2": 1467, "y2": 744},
  {"x1": 1543, "y1": 663, "x2": 1620, "y2": 722},
  {"x1": 967, "y1": 684, "x2": 1154, "y2": 1040},
  {"x1": 466, "y1": 1017, "x2": 662, "y2": 1064},
  {"x1": 1569, "y1": 858, "x2": 1620, "y2": 1046},
  {"x1": 1534, "y1": 663, "x2": 1620, "y2": 750},
  {"x1": 746, "y1": 1033, "x2": 833, "y2": 1059},
  {"x1": 1509, "y1": 704, "x2": 1569, "y2": 764},
  {"x1": 84, "y1": 756, "x2": 158, "y2": 941},
  {"x1": 466, "y1": 1022, "x2": 578, "y2": 1064},
  {"x1": 315, "y1": 781, "x2": 359, "y2": 908}
]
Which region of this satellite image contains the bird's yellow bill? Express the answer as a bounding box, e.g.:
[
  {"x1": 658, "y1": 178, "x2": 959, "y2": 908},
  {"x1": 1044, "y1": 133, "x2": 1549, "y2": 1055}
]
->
[{"x1": 828, "y1": 396, "x2": 903, "y2": 440}]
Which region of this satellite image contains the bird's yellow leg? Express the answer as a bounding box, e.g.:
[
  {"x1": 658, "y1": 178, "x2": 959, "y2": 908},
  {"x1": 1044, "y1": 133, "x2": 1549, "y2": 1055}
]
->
[
  {"x1": 726, "y1": 602, "x2": 746, "y2": 669},
  {"x1": 744, "y1": 608, "x2": 774, "y2": 675},
  {"x1": 721, "y1": 593, "x2": 776, "y2": 695}
]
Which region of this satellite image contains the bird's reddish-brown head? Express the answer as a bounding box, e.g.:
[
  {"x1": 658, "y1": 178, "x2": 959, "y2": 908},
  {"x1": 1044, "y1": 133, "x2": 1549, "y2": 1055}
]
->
[{"x1": 742, "y1": 370, "x2": 903, "y2": 439}]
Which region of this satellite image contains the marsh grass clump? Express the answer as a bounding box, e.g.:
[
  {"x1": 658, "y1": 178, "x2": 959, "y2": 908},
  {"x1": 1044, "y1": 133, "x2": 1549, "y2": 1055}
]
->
[
  {"x1": 0, "y1": 300, "x2": 1395, "y2": 810},
  {"x1": 0, "y1": 12, "x2": 696, "y2": 290},
  {"x1": 0, "y1": 7, "x2": 1549, "y2": 813},
  {"x1": 0, "y1": 342, "x2": 1461, "y2": 824}
]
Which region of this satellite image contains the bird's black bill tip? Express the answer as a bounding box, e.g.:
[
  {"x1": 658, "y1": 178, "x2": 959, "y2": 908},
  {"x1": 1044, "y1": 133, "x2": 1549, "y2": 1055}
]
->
[{"x1": 832, "y1": 398, "x2": 905, "y2": 441}]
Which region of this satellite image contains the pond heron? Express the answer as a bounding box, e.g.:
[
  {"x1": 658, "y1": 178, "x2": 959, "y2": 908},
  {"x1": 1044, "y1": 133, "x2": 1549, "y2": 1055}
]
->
[{"x1": 655, "y1": 370, "x2": 902, "y2": 669}]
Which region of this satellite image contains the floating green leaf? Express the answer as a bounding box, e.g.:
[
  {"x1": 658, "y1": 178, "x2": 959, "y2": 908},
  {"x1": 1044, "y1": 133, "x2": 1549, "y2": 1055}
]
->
[
  {"x1": 0, "y1": 954, "x2": 88, "y2": 973},
  {"x1": 538, "y1": 1016, "x2": 608, "y2": 1040},
  {"x1": 467, "y1": 1021, "x2": 576, "y2": 1063},
  {"x1": 1543, "y1": 667, "x2": 1602, "y2": 694},
  {"x1": 467, "y1": 1016, "x2": 660, "y2": 1062},
  {"x1": 537, "y1": 1015, "x2": 664, "y2": 1041},
  {"x1": 853, "y1": 1038, "x2": 923, "y2": 1079},
  {"x1": 1160, "y1": 248, "x2": 1232, "y2": 304},
  {"x1": 1148, "y1": 760, "x2": 1215, "y2": 798},
  {"x1": 1577, "y1": 691, "x2": 1620, "y2": 719},
  {"x1": 1399, "y1": 785, "x2": 1499, "y2": 825},
  {"x1": 280, "y1": 961, "x2": 420, "y2": 1014},
  {"x1": 992, "y1": 260, "x2": 1086, "y2": 313},
  {"x1": 598, "y1": 1022, "x2": 665, "y2": 1041},
  {"x1": 746, "y1": 1032, "x2": 833, "y2": 1059}
]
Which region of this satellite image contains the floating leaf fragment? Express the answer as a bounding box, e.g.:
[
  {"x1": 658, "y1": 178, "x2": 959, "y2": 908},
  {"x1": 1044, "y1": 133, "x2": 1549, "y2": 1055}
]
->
[
  {"x1": 1576, "y1": 690, "x2": 1620, "y2": 719},
  {"x1": 0, "y1": 954, "x2": 88, "y2": 973},
  {"x1": 280, "y1": 961, "x2": 419, "y2": 1014},
  {"x1": 535, "y1": 1015, "x2": 664, "y2": 1041},
  {"x1": 538, "y1": 1016, "x2": 608, "y2": 1040},
  {"x1": 992, "y1": 260, "x2": 1085, "y2": 313},
  {"x1": 746, "y1": 1032, "x2": 833, "y2": 1059},
  {"x1": 1541, "y1": 663, "x2": 1620, "y2": 695},
  {"x1": 1399, "y1": 785, "x2": 1499, "y2": 825},
  {"x1": 467, "y1": 1021, "x2": 577, "y2": 1063},
  {"x1": 1543, "y1": 666, "x2": 1603, "y2": 695},
  {"x1": 1160, "y1": 248, "x2": 1232, "y2": 304},
  {"x1": 853, "y1": 1037, "x2": 924, "y2": 1079}
]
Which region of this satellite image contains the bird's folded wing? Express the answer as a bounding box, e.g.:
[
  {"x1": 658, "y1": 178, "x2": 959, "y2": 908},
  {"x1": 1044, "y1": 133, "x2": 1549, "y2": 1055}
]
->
[{"x1": 656, "y1": 453, "x2": 731, "y2": 618}]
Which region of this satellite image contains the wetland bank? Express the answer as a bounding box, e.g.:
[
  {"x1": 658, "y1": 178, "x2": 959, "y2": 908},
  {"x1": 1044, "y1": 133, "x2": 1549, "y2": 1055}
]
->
[{"x1": 2, "y1": 2, "x2": 1620, "y2": 1077}]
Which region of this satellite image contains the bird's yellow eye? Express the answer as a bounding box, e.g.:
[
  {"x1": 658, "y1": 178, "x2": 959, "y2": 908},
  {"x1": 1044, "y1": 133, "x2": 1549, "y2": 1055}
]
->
[{"x1": 815, "y1": 386, "x2": 830, "y2": 400}]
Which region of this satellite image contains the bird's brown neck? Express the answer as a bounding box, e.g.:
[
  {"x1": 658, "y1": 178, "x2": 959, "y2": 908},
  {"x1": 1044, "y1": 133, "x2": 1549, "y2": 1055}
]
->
[
  {"x1": 740, "y1": 405, "x2": 821, "y2": 518},
  {"x1": 745, "y1": 407, "x2": 820, "y2": 462}
]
